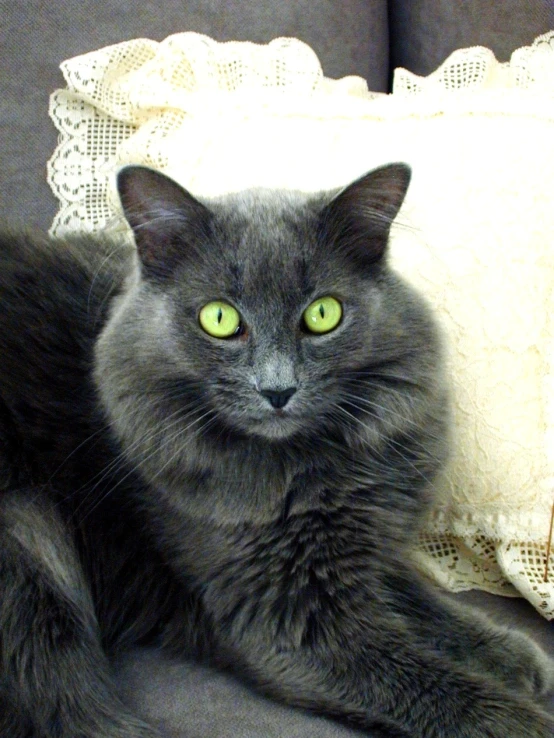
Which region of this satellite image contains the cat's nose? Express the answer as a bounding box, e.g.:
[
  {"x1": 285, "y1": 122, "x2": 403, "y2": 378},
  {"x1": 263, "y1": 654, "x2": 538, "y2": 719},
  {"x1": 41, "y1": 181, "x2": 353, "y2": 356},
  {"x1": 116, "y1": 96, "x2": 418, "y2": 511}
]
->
[{"x1": 260, "y1": 387, "x2": 297, "y2": 410}]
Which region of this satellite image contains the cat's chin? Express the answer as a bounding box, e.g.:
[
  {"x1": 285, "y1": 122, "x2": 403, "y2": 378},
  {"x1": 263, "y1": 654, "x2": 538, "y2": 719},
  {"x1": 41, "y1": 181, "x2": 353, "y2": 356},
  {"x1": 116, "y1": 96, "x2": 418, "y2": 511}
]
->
[{"x1": 246, "y1": 414, "x2": 306, "y2": 441}]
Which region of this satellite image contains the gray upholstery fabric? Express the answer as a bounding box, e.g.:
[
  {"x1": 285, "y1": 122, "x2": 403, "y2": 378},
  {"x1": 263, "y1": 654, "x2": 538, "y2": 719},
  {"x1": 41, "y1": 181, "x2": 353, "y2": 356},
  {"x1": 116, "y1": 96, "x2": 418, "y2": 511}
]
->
[
  {"x1": 117, "y1": 652, "x2": 367, "y2": 738},
  {"x1": 114, "y1": 591, "x2": 553, "y2": 738},
  {"x1": 0, "y1": 0, "x2": 387, "y2": 232},
  {"x1": 389, "y1": 0, "x2": 554, "y2": 79}
]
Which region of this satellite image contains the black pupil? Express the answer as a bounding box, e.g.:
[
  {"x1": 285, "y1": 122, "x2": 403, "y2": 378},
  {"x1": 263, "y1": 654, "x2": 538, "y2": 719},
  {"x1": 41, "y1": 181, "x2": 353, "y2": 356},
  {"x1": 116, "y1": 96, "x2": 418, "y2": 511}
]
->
[
  {"x1": 319, "y1": 304, "x2": 325, "y2": 319},
  {"x1": 217, "y1": 308, "x2": 223, "y2": 324}
]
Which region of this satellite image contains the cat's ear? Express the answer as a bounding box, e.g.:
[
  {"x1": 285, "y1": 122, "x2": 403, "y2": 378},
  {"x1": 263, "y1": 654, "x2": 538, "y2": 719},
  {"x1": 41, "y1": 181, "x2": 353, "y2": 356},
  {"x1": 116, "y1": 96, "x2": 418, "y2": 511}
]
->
[
  {"x1": 320, "y1": 163, "x2": 411, "y2": 267},
  {"x1": 117, "y1": 166, "x2": 211, "y2": 281}
]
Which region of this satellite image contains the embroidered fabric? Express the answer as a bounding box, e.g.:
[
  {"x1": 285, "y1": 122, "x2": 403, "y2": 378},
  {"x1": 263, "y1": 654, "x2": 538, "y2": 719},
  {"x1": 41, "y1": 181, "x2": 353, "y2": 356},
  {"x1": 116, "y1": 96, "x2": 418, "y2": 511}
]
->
[{"x1": 47, "y1": 32, "x2": 554, "y2": 618}]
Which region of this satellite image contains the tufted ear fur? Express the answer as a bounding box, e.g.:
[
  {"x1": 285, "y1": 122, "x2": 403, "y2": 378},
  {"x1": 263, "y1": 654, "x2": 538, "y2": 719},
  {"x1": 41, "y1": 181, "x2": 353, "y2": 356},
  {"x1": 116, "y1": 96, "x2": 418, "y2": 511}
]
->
[
  {"x1": 117, "y1": 166, "x2": 212, "y2": 282},
  {"x1": 320, "y1": 163, "x2": 411, "y2": 269}
]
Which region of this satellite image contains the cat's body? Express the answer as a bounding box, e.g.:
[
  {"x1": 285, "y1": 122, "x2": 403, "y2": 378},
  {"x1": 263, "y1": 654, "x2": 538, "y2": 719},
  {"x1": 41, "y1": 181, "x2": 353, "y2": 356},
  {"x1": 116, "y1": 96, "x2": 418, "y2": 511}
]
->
[{"x1": 0, "y1": 165, "x2": 552, "y2": 738}]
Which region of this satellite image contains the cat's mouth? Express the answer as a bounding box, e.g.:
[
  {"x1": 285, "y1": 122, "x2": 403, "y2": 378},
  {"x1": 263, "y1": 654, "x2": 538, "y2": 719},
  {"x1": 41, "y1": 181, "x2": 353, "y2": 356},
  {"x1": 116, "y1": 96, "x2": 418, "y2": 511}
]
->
[{"x1": 248, "y1": 408, "x2": 305, "y2": 440}]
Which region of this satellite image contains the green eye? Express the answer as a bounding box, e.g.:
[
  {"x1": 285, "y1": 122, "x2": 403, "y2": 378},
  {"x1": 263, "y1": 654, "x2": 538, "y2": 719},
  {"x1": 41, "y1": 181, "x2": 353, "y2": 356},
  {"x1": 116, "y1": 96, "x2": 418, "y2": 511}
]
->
[
  {"x1": 303, "y1": 296, "x2": 342, "y2": 334},
  {"x1": 199, "y1": 301, "x2": 241, "y2": 338}
]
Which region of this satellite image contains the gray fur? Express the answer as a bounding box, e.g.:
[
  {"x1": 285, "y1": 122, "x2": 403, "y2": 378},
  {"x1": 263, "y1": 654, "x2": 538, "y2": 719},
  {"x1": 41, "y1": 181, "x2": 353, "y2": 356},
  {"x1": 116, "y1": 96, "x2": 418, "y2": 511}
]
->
[{"x1": 0, "y1": 165, "x2": 552, "y2": 737}]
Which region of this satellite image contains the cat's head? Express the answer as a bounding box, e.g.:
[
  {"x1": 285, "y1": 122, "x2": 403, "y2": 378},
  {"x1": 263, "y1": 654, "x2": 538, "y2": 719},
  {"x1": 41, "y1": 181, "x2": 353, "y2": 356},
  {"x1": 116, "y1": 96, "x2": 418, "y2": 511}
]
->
[{"x1": 96, "y1": 165, "x2": 443, "y2": 456}]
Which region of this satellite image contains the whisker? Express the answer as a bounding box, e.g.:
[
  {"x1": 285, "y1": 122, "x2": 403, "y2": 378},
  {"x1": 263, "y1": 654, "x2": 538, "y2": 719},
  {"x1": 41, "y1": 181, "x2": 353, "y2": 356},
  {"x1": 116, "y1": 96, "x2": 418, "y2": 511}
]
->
[
  {"x1": 341, "y1": 370, "x2": 423, "y2": 389},
  {"x1": 65, "y1": 378, "x2": 208, "y2": 501},
  {"x1": 68, "y1": 398, "x2": 206, "y2": 516},
  {"x1": 45, "y1": 424, "x2": 110, "y2": 486},
  {"x1": 332, "y1": 403, "x2": 437, "y2": 491},
  {"x1": 144, "y1": 410, "x2": 219, "y2": 489},
  {"x1": 86, "y1": 242, "x2": 129, "y2": 319},
  {"x1": 340, "y1": 392, "x2": 415, "y2": 425},
  {"x1": 340, "y1": 391, "x2": 443, "y2": 448},
  {"x1": 76, "y1": 405, "x2": 216, "y2": 524}
]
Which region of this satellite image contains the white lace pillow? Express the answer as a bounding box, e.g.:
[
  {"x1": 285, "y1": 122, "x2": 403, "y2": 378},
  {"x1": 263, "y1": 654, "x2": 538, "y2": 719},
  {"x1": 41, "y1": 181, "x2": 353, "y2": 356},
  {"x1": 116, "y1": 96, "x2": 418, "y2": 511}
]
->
[{"x1": 48, "y1": 32, "x2": 554, "y2": 618}]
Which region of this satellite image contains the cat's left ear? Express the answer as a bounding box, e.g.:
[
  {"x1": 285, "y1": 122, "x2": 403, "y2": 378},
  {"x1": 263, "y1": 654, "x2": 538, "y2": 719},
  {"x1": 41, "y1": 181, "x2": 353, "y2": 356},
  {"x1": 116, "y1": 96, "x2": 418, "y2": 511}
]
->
[
  {"x1": 320, "y1": 163, "x2": 411, "y2": 267},
  {"x1": 117, "y1": 166, "x2": 212, "y2": 281}
]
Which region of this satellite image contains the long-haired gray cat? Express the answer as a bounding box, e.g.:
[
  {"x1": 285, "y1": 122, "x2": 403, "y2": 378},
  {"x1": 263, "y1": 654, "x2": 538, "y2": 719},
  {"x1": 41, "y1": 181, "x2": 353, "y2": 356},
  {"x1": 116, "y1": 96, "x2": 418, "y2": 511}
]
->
[{"x1": 0, "y1": 163, "x2": 552, "y2": 737}]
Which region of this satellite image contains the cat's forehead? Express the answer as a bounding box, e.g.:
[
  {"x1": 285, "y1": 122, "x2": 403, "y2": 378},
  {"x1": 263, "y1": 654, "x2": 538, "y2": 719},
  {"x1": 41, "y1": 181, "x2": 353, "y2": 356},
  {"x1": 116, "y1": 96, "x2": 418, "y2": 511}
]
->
[
  {"x1": 211, "y1": 188, "x2": 320, "y2": 249},
  {"x1": 207, "y1": 189, "x2": 326, "y2": 298}
]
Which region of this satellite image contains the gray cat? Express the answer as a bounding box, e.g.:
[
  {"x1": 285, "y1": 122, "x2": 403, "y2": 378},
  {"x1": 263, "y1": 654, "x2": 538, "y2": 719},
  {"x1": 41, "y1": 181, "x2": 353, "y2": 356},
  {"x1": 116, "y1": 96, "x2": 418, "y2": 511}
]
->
[{"x1": 0, "y1": 163, "x2": 552, "y2": 738}]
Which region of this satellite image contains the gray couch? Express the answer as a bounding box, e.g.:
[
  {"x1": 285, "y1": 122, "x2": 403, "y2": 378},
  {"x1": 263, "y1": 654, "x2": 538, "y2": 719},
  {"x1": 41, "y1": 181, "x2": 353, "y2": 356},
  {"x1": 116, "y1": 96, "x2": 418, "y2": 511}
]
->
[{"x1": 1, "y1": 1, "x2": 553, "y2": 735}]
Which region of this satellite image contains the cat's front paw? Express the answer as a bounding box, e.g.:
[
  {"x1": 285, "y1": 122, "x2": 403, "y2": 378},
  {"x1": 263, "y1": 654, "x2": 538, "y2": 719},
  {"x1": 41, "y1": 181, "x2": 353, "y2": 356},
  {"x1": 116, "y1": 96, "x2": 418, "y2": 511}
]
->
[
  {"x1": 456, "y1": 695, "x2": 554, "y2": 738},
  {"x1": 482, "y1": 628, "x2": 554, "y2": 698},
  {"x1": 511, "y1": 631, "x2": 554, "y2": 697}
]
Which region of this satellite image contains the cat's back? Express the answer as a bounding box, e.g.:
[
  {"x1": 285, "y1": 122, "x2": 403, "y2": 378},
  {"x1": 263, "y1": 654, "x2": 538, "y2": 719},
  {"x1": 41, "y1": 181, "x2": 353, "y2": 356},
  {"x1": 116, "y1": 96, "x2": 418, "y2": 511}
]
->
[
  {"x1": 0, "y1": 230, "x2": 134, "y2": 486},
  {"x1": 0, "y1": 230, "x2": 133, "y2": 363}
]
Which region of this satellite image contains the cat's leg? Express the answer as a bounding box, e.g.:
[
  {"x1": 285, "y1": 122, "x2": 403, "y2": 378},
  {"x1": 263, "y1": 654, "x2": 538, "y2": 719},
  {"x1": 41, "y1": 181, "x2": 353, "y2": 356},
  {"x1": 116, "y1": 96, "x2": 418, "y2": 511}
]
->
[
  {"x1": 445, "y1": 596, "x2": 554, "y2": 697},
  {"x1": 0, "y1": 490, "x2": 160, "y2": 738},
  {"x1": 214, "y1": 611, "x2": 553, "y2": 738},
  {"x1": 197, "y1": 519, "x2": 553, "y2": 738},
  {"x1": 384, "y1": 567, "x2": 554, "y2": 699}
]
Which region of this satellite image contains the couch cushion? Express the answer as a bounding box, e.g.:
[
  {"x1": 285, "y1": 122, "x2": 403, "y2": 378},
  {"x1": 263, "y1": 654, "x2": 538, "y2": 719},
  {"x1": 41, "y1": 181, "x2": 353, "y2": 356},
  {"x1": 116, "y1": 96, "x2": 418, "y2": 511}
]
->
[{"x1": 389, "y1": 0, "x2": 554, "y2": 77}]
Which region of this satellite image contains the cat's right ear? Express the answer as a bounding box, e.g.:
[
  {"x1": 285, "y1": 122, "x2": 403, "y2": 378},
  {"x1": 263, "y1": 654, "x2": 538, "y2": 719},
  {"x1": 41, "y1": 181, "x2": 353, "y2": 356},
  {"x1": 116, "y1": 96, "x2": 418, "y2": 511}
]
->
[{"x1": 117, "y1": 166, "x2": 212, "y2": 281}]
